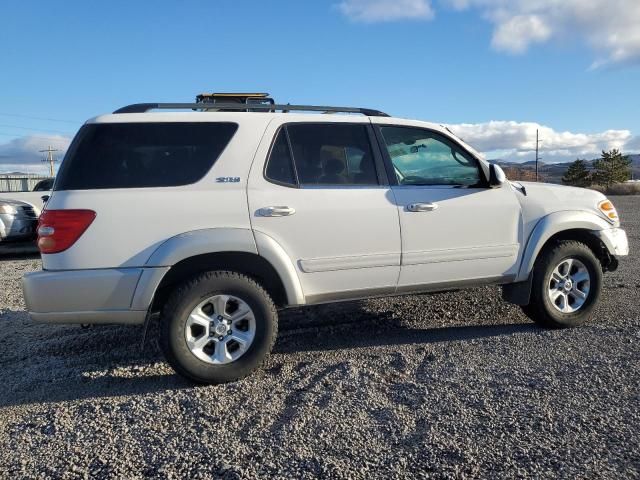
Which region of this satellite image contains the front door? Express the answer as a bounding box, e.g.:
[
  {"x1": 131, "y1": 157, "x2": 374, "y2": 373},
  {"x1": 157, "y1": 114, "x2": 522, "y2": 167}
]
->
[
  {"x1": 248, "y1": 119, "x2": 401, "y2": 303},
  {"x1": 372, "y1": 122, "x2": 523, "y2": 291}
]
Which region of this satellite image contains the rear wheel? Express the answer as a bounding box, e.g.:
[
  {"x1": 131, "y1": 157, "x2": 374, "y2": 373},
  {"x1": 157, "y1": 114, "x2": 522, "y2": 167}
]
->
[
  {"x1": 160, "y1": 271, "x2": 278, "y2": 384},
  {"x1": 521, "y1": 240, "x2": 602, "y2": 328}
]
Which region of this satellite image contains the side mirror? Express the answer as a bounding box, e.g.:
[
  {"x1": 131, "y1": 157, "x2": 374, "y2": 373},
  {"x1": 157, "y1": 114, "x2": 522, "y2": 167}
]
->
[
  {"x1": 41, "y1": 195, "x2": 50, "y2": 203},
  {"x1": 489, "y1": 163, "x2": 506, "y2": 187}
]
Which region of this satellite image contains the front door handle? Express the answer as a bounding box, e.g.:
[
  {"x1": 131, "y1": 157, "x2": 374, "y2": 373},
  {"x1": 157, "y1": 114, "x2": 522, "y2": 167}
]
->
[
  {"x1": 258, "y1": 206, "x2": 296, "y2": 217},
  {"x1": 407, "y1": 202, "x2": 438, "y2": 212}
]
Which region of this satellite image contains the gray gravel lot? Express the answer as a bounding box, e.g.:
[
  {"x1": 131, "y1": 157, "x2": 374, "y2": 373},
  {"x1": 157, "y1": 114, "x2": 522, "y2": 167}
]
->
[{"x1": 1, "y1": 196, "x2": 639, "y2": 479}]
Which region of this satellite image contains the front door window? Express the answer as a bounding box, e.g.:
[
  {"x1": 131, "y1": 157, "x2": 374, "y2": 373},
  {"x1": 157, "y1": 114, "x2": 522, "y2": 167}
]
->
[{"x1": 379, "y1": 126, "x2": 482, "y2": 187}]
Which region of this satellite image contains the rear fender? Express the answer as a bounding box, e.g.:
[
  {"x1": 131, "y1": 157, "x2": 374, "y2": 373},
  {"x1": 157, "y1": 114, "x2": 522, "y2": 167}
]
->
[{"x1": 140, "y1": 228, "x2": 304, "y2": 307}]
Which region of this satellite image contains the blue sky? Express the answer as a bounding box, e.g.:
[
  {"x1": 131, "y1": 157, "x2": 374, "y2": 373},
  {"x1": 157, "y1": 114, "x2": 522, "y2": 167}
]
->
[{"x1": 1, "y1": 0, "x2": 639, "y2": 173}]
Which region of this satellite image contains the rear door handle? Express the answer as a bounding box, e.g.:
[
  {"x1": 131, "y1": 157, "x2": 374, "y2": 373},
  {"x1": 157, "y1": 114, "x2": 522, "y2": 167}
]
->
[
  {"x1": 407, "y1": 202, "x2": 438, "y2": 212},
  {"x1": 258, "y1": 206, "x2": 296, "y2": 217}
]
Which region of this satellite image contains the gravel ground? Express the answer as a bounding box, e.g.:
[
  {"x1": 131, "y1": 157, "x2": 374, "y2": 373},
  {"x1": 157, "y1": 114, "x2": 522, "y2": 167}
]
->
[{"x1": 1, "y1": 196, "x2": 639, "y2": 479}]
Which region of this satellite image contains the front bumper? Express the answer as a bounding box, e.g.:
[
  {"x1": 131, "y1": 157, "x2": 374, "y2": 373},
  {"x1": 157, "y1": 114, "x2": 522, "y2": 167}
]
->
[
  {"x1": 595, "y1": 227, "x2": 629, "y2": 257},
  {"x1": 22, "y1": 266, "x2": 168, "y2": 324},
  {"x1": 0, "y1": 214, "x2": 37, "y2": 241}
]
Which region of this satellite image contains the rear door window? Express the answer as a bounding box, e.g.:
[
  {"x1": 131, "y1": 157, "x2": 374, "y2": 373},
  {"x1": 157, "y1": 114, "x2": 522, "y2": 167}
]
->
[
  {"x1": 264, "y1": 129, "x2": 297, "y2": 186},
  {"x1": 264, "y1": 123, "x2": 379, "y2": 187},
  {"x1": 289, "y1": 124, "x2": 378, "y2": 186},
  {"x1": 55, "y1": 122, "x2": 238, "y2": 190}
]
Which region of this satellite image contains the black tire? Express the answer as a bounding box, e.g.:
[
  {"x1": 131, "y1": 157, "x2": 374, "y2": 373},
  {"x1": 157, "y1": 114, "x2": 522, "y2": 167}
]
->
[
  {"x1": 521, "y1": 240, "x2": 602, "y2": 328},
  {"x1": 159, "y1": 271, "x2": 278, "y2": 384}
]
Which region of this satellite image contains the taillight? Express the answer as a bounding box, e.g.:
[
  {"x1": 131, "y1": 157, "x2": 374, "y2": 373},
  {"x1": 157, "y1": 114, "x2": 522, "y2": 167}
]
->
[{"x1": 37, "y1": 209, "x2": 96, "y2": 254}]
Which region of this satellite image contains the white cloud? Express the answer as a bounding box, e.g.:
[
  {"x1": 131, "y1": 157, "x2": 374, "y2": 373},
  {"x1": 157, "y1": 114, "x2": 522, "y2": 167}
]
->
[
  {"x1": 446, "y1": 0, "x2": 640, "y2": 67},
  {"x1": 337, "y1": 0, "x2": 640, "y2": 66},
  {"x1": 0, "y1": 135, "x2": 71, "y2": 174},
  {"x1": 0, "y1": 124, "x2": 635, "y2": 171},
  {"x1": 491, "y1": 14, "x2": 551, "y2": 54},
  {"x1": 445, "y1": 121, "x2": 634, "y2": 162},
  {"x1": 336, "y1": 0, "x2": 434, "y2": 22}
]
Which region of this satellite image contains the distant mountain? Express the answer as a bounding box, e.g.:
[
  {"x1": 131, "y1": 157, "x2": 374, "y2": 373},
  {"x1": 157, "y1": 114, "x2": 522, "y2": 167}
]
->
[{"x1": 493, "y1": 153, "x2": 640, "y2": 184}]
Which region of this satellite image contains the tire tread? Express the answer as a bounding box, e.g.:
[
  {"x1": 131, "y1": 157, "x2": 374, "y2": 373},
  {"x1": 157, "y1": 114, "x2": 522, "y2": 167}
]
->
[
  {"x1": 159, "y1": 270, "x2": 278, "y2": 383},
  {"x1": 522, "y1": 240, "x2": 602, "y2": 329}
]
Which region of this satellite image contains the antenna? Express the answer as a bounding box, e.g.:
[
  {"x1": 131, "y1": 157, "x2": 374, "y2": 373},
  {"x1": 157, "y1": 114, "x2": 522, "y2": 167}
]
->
[{"x1": 39, "y1": 145, "x2": 59, "y2": 177}]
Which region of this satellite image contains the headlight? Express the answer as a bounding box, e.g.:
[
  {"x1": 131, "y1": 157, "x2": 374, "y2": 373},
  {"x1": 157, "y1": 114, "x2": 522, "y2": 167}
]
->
[
  {"x1": 598, "y1": 199, "x2": 619, "y2": 224},
  {"x1": 0, "y1": 205, "x2": 18, "y2": 214}
]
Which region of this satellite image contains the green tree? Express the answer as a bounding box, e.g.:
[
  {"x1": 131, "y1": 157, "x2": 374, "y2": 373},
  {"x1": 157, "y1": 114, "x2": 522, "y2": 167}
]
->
[
  {"x1": 592, "y1": 149, "x2": 631, "y2": 189},
  {"x1": 562, "y1": 159, "x2": 592, "y2": 187}
]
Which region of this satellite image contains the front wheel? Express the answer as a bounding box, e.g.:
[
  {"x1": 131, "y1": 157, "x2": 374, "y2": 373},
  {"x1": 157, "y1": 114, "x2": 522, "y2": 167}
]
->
[
  {"x1": 521, "y1": 240, "x2": 603, "y2": 328},
  {"x1": 160, "y1": 271, "x2": 278, "y2": 384}
]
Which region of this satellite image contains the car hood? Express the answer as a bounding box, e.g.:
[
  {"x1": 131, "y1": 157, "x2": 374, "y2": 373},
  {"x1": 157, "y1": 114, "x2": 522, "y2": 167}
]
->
[
  {"x1": 0, "y1": 198, "x2": 33, "y2": 208},
  {"x1": 517, "y1": 181, "x2": 605, "y2": 209},
  {"x1": 512, "y1": 181, "x2": 609, "y2": 229}
]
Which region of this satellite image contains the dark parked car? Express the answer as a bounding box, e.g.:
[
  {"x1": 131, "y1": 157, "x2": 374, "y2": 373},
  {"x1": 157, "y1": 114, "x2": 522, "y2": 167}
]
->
[
  {"x1": 0, "y1": 199, "x2": 38, "y2": 242},
  {"x1": 33, "y1": 178, "x2": 55, "y2": 192}
]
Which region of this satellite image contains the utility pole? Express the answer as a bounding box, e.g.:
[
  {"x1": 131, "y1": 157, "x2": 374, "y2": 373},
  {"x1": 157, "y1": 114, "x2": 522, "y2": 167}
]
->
[
  {"x1": 535, "y1": 129, "x2": 542, "y2": 182},
  {"x1": 39, "y1": 146, "x2": 59, "y2": 177}
]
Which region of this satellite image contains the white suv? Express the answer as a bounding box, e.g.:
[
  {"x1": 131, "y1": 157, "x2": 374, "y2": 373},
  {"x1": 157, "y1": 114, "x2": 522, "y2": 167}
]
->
[{"x1": 23, "y1": 100, "x2": 629, "y2": 384}]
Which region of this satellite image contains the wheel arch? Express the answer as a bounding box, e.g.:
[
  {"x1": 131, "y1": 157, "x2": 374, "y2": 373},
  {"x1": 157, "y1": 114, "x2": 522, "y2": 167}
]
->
[
  {"x1": 151, "y1": 251, "x2": 293, "y2": 312},
  {"x1": 517, "y1": 211, "x2": 614, "y2": 282},
  {"x1": 142, "y1": 228, "x2": 304, "y2": 312},
  {"x1": 504, "y1": 211, "x2": 614, "y2": 306}
]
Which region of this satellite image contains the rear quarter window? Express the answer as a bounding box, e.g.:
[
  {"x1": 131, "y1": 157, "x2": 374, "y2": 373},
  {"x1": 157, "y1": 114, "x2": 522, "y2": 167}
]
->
[{"x1": 55, "y1": 122, "x2": 238, "y2": 190}]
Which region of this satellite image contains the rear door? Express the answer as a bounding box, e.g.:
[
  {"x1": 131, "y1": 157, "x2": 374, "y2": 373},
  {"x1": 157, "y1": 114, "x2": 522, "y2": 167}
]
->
[
  {"x1": 371, "y1": 119, "x2": 523, "y2": 291},
  {"x1": 248, "y1": 118, "x2": 401, "y2": 303}
]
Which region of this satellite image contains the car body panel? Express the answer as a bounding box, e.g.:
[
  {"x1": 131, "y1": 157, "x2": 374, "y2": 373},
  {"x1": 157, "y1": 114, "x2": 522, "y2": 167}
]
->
[
  {"x1": 247, "y1": 116, "x2": 402, "y2": 301},
  {"x1": 516, "y1": 210, "x2": 624, "y2": 281},
  {"x1": 391, "y1": 183, "x2": 523, "y2": 287},
  {"x1": 145, "y1": 228, "x2": 258, "y2": 267},
  {"x1": 23, "y1": 268, "x2": 142, "y2": 314},
  {"x1": 252, "y1": 230, "x2": 305, "y2": 306},
  {"x1": 22, "y1": 110, "x2": 630, "y2": 325},
  {"x1": 41, "y1": 114, "x2": 271, "y2": 270}
]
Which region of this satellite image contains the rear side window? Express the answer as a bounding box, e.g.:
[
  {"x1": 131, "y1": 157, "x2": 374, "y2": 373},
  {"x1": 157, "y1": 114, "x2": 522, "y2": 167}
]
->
[
  {"x1": 55, "y1": 122, "x2": 238, "y2": 190},
  {"x1": 264, "y1": 123, "x2": 378, "y2": 187}
]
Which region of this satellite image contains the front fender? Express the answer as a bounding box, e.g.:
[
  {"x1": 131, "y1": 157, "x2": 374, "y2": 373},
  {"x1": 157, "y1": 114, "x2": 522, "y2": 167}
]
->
[{"x1": 516, "y1": 210, "x2": 612, "y2": 281}]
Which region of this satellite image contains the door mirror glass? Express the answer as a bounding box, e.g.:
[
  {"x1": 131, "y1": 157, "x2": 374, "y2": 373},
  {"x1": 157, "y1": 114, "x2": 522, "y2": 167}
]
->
[{"x1": 489, "y1": 163, "x2": 507, "y2": 186}]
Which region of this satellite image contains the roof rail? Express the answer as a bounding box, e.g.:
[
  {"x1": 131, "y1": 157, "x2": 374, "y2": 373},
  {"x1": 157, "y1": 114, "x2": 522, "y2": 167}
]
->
[{"x1": 113, "y1": 103, "x2": 390, "y2": 117}]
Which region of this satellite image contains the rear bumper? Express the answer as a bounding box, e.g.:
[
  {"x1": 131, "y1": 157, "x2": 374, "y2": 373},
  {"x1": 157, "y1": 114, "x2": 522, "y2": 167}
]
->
[
  {"x1": 595, "y1": 227, "x2": 629, "y2": 257},
  {"x1": 23, "y1": 266, "x2": 169, "y2": 325}
]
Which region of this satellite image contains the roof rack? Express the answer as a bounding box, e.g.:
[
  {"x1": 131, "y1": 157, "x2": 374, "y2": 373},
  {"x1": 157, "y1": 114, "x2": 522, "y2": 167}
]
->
[
  {"x1": 196, "y1": 92, "x2": 274, "y2": 105},
  {"x1": 112, "y1": 103, "x2": 390, "y2": 117}
]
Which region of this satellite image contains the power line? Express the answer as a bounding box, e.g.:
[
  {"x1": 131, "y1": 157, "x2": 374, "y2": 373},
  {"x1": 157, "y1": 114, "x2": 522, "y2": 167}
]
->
[
  {"x1": 0, "y1": 123, "x2": 75, "y2": 135},
  {"x1": 0, "y1": 132, "x2": 72, "y2": 142},
  {"x1": 0, "y1": 112, "x2": 80, "y2": 124}
]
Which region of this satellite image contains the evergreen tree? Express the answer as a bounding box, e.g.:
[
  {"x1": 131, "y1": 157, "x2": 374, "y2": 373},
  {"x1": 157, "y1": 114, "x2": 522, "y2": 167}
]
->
[
  {"x1": 592, "y1": 149, "x2": 631, "y2": 189},
  {"x1": 562, "y1": 159, "x2": 592, "y2": 187}
]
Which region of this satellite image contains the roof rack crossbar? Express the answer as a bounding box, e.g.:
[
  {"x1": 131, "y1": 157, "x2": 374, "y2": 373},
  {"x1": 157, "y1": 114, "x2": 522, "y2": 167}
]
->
[{"x1": 113, "y1": 103, "x2": 389, "y2": 117}]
